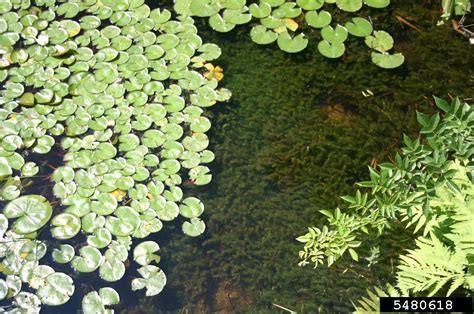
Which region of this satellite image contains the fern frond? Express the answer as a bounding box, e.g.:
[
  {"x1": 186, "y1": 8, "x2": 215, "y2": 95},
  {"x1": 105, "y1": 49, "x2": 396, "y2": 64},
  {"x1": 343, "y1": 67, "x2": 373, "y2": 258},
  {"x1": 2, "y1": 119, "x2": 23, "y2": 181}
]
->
[
  {"x1": 352, "y1": 283, "x2": 404, "y2": 313},
  {"x1": 396, "y1": 233, "x2": 468, "y2": 296}
]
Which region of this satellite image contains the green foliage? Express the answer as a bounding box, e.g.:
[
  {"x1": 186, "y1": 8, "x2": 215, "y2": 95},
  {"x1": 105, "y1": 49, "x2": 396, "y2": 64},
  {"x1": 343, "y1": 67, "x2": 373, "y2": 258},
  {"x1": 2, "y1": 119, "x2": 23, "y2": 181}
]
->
[
  {"x1": 173, "y1": 0, "x2": 404, "y2": 68},
  {"x1": 439, "y1": 0, "x2": 471, "y2": 25},
  {"x1": 298, "y1": 97, "x2": 473, "y2": 309},
  {"x1": 0, "y1": 0, "x2": 230, "y2": 312}
]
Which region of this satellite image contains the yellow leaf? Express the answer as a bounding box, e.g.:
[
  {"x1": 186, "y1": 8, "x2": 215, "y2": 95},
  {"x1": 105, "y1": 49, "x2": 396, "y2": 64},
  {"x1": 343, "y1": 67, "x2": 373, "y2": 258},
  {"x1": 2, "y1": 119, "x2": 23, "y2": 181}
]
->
[
  {"x1": 284, "y1": 18, "x2": 299, "y2": 32},
  {"x1": 110, "y1": 189, "x2": 127, "y2": 201},
  {"x1": 20, "y1": 252, "x2": 29, "y2": 259},
  {"x1": 274, "y1": 26, "x2": 287, "y2": 33}
]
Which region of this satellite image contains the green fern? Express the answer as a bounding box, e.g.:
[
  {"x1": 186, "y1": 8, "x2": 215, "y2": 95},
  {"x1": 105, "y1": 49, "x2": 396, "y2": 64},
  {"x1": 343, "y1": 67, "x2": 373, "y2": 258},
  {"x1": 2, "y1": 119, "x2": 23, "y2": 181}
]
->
[
  {"x1": 353, "y1": 284, "x2": 405, "y2": 313},
  {"x1": 397, "y1": 233, "x2": 468, "y2": 296}
]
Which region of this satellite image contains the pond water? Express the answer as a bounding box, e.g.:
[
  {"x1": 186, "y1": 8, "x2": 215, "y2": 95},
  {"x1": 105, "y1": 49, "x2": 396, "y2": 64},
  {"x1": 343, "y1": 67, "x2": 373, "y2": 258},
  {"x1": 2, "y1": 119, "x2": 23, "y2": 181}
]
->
[
  {"x1": 136, "y1": 2, "x2": 473, "y2": 312},
  {"x1": 1, "y1": 0, "x2": 473, "y2": 313}
]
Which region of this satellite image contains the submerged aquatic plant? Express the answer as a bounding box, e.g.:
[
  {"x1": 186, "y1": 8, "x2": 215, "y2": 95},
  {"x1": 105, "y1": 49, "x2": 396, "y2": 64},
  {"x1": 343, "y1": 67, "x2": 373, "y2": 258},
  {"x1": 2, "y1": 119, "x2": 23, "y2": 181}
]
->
[
  {"x1": 0, "y1": 0, "x2": 230, "y2": 312},
  {"x1": 173, "y1": 0, "x2": 405, "y2": 68}
]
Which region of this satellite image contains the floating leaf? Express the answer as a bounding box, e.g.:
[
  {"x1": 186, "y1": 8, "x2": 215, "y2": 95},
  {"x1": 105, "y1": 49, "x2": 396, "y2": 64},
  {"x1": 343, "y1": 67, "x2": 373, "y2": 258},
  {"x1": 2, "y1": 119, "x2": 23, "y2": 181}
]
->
[
  {"x1": 51, "y1": 213, "x2": 81, "y2": 240},
  {"x1": 3, "y1": 195, "x2": 52, "y2": 234},
  {"x1": 277, "y1": 32, "x2": 308, "y2": 53},
  {"x1": 250, "y1": 25, "x2": 278, "y2": 45},
  {"x1": 318, "y1": 40, "x2": 345, "y2": 58},
  {"x1": 365, "y1": 30, "x2": 394, "y2": 52},
  {"x1": 133, "y1": 241, "x2": 161, "y2": 266},
  {"x1": 182, "y1": 218, "x2": 206, "y2": 236},
  {"x1": 371, "y1": 52, "x2": 404, "y2": 69},
  {"x1": 52, "y1": 244, "x2": 75, "y2": 264},
  {"x1": 321, "y1": 24, "x2": 348, "y2": 43},
  {"x1": 131, "y1": 265, "x2": 167, "y2": 296},
  {"x1": 305, "y1": 10, "x2": 331, "y2": 28},
  {"x1": 364, "y1": 0, "x2": 390, "y2": 8},
  {"x1": 345, "y1": 17, "x2": 373, "y2": 37},
  {"x1": 82, "y1": 287, "x2": 120, "y2": 313},
  {"x1": 37, "y1": 272, "x2": 75, "y2": 306},
  {"x1": 71, "y1": 246, "x2": 103, "y2": 273},
  {"x1": 336, "y1": 0, "x2": 363, "y2": 12}
]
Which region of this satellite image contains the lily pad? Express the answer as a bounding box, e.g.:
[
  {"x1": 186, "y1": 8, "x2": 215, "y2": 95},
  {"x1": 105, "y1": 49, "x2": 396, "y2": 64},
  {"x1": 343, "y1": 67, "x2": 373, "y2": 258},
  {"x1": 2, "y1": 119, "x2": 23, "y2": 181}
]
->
[
  {"x1": 179, "y1": 197, "x2": 205, "y2": 218},
  {"x1": 345, "y1": 17, "x2": 373, "y2": 37},
  {"x1": 51, "y1": 213, "x2": 81, "y2": 240},
  {"x1": 131, "y1": 265, "x2": 167, "y2": 296},
  {"x1": 364, "y1": 0, "x2": 390, "y2": 8},
  {"x1": 3, "y1": 195, "x2": 53, "y2": 234},
  {"x1": 250, "y1": 25, "x2": 278, "y2": 45},
  {"x1": 277, "y1": 32, "x2": 308, "y2": 53},
  {"x1": 336, "y1": 0, "x2": 363, "y2": 12},
  {"x1": 317, "y1": 40, "x2": 345, "y2": 58},
  {"x1": 296, "y1": 0, "x2": 324, "y2": 10},
  {"x1": 133, "y1": 241, "x2": 161, "y2": 266},
  {"x1": 249, "y1": 2, "x2": 272, "y2": 18},
  {"x1": 321, "y1": 24, "x2": 348, "y2": 43},
  {"x1": 82, "y1": 287, "x2": 120, "y2": 313},
  {"x1": 71, "y1": 246, "x2": 103, "y2": 273},
  {"x1": 208, "y1": 13, "x2": 235, "y2": 32},
  {"x1": 305, "y1": 10, "x2": 331, "y2": 28},
  {"x1": 36, "y1": 272, "x2": 75, "y2": 306},
  {"x1": 182, "y1": 218, "x2": 206, "y2": 237},
  {"x1": 52, "y1": 244, "x2": 75, "y2": 264},
  {"x1": 371, "y1": 52, "x2": 404, "y2": 69},
  {"x1": 365, "y1": 30, "x2": 394, "y2": 52}
]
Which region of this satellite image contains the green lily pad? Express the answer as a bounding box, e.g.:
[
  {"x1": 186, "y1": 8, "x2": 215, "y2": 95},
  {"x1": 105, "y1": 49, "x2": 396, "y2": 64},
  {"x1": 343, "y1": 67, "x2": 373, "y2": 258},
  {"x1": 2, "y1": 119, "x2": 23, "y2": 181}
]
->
[
  {"x1": 277, "y1": 32, "x2": 308, "y2": 53},
  {"x1": 371, "y1": 52, "x2": 404, "y2": 69},
  {"x1": 133, "y1": 241, "x2": 161, "y2": 266},
  {"x1": 250, "y1": 25, "x2": 278, "y2": 45},
  {"x1": 14, "y1": 292, "x2": 42, "y2": 312},
  {"x1": 182, "y1": 217, "x2": 206, "y2": 237},
  {"x1": 183, "y1": 133, "x2": 209, "y2": 152},
  {"x1": 87, "y1": 227, "x2": 112, "y2": 249},
  {"x1": 0, "y1": 157, "x2": 12, "y2": 178},
  {"x1": 99, "y1": 259, "x2": 126, "y2": 282},
  {"x1": 336, "y1": 0, "x2": 363, "y2": 12},
  {"x1": 318, "y1": 40, "x2": 345, "y2": 58},
  {"x1": 321, "y1": 24, "x2": 348, "y2": 43},
  {"x1": 20, "y1": 240, "x2": 47, "y2": 261},
  {"x1": 105, "y1": 206, "x2": 140, "y2": 236},
  {"x1": 365, "y1": 30, "x2": 394, "y2": 52},
  {"x1": 131, "y1": 265, "x2": 167, "y2": 296},
  {"x1": 209, "y1": 13, "x2": 235, "y2": 33},
  {"x1": 364, "y1": 0, "x2": 390, "y2": 8},
  {"x1": 189, "y1": 165, "x2": 212, "y2": 185},
  {"x1": 51, "y1": 213, "x2": 81, "y2": 240},
  {"x1": 223, "y1": 9, "x2": 252, "y2": 25},
  {"x1": 345, "y1": 17, "x2": 373, "y2": 37},
  {"x1": 82, "y1": 287, "x2": 120, "y2": 313},
  {"x1": 52, "y1": 244, "x2": 75, "y2": 264},
  {"x1": 36, "y1": 272, "x2": 74, "y2": 306},
  {"x1": 71, "y1": 246, "x2": 103, "y2": 273},
  {"x1": 179, "y1": 197, "x2": 205, "y2": 218},
  {"x1": 249, "y1": 2, "x2": 272, "y2": 18},
  {"x1": 0, "y1": 279, "x2": 6, "y2": 300},
  {"x1": 3, "y1": 195, "x2": 53, "y2": 234},
  {"x1": 296, "y1": 0, "x2": 324, "y2": 10},
  {"x1": 305, "y1": 10, "x2": 332, "y2": 28}
]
